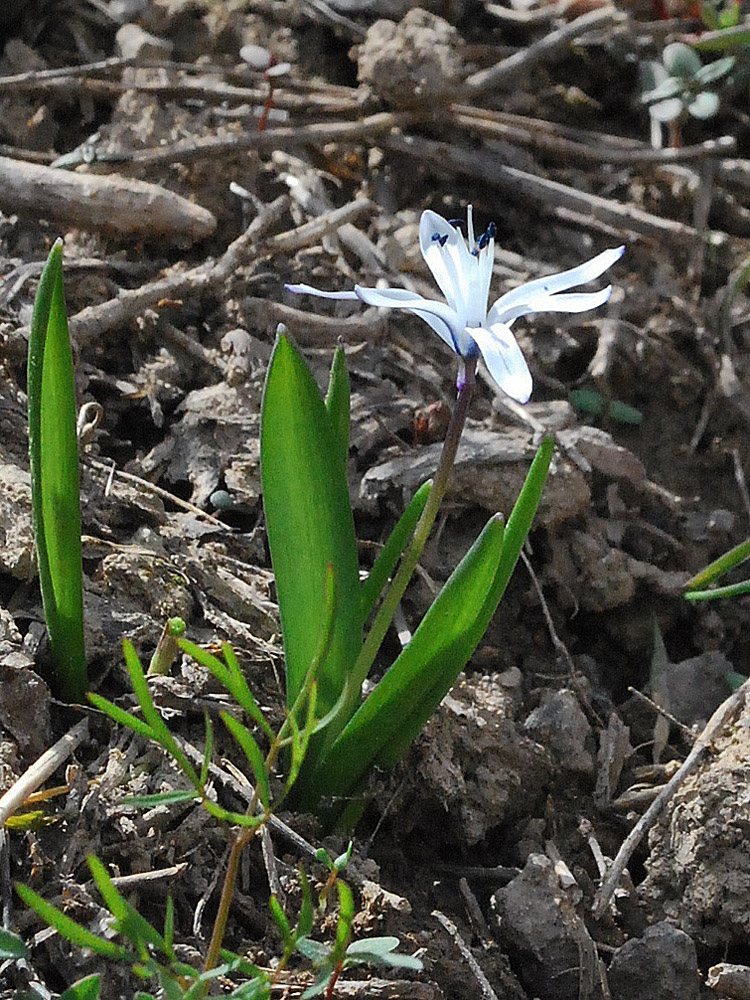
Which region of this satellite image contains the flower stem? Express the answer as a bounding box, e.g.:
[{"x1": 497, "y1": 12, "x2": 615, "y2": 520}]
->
[{"x1": 351, "y1": 358, "x2": 477, "y2": 692}]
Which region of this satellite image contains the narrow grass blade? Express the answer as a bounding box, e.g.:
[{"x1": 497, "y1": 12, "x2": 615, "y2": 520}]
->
[
  {"x1": 88, "y1": 856, "x2": 165, "y2": 956},
  {"x1": 685, "y1": 580, "x2": 750, "y2": 601},
  {"x1": 15, "y1": 883, "x2": 130, "y2": 961},
  {"x1": 220, "y1": 712, "x2": 270, "y2": 808},
  {"x1": 180, "y1": 639, "x2": 274, "y2": 741},
  {"x1": 27, "y1": 239, "x2": 86, "y2": 701},
  {"x1": 121, "y1": 640, "x2": 201, "y2": 787},
  {"x1": 87, "y1": 693, "x2": 156, "y2": 742},
  {"x1": 121, "y1": 790, "x2": 199, "y2": 808},
  {"x1": 261, "y1": 331, "x2": 360, "y2": 717},
  {"x1": 684, "y1": 537, "x2": 750, "y2": 592},
  {"x1": 360, "y1": 482, "x2": 431, "y2": 621}
]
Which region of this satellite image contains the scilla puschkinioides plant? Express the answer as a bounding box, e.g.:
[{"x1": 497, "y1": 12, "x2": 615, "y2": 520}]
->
[
  {"x1": 276, "y1": 205, "x2": 624, "y2": 816},
  {"x1": 27, "y1": 239, "x2": 87, "y2": 702}
]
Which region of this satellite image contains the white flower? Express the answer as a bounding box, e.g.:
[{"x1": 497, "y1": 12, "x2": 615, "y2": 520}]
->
[{"x1": 286, "y1": 207, "x2": 624, "y2": 404}]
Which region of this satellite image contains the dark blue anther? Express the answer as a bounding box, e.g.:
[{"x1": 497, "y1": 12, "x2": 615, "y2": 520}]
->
[
  {"x1": 476, "y1": 223, "x2": 496, "y2": 251},
  {"x1": 449, "y1": 219, "x2": 466, "y2": 232},
  {"x1": 431, "y1": 233, "x2": 449, "y2": 247}
]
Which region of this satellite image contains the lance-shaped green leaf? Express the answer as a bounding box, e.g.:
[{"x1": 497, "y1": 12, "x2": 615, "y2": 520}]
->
[
  {"x1": 325, "y1": 345, "x2": 350, "y2": 470},
  {"x1": 360, "y1": 482, "x2": 431, "y2": 622},
  {"x1": 379, "y1": 436, "x2": 553, "y2": 769},
  {"x1": 28, "y1": 239, "x2": 86, "y2": 702},
  {"x1": 298, "y1": 514, "x2": 505, "y2": 807},
  {"x1": 301, "y1": 437, "x2": 554, "y2": 807},
  {"x1": 261, "y1": 331, "x2": 360, "y2": 717}
]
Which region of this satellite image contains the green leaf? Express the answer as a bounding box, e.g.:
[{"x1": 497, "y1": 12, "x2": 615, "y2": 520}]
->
[
  {"x1": 27, "y1": 239, "x2": 86, "y2": 702},
  {"x1": 305, "y1": 438, "x2": 553, "y2": 805},
  {"x1": 59, "y1": 975, "x2": 101, "y2": 1000},
  {"x1": 345, "y1": 937, "x2": 422, "y2": 970},
  {"x1": 360, "y1": 482, "x2": 432, "y2": 621},
  {"x1": 120, "y1": 790, "x2": 199, "y2": 808},
  {"x1": 688, "y1": 90, "x2": 720, "y2": 119},
  {"x1": 324, "y1": 346, "x2": 350, "y2": 470},
  {"x1": 693, "y1": 24, "x2": 750, "y2": 50},
  {"x1": 685, "y1": 537, "x2": 750, "y2": 591},
  {"x1": 180, "y1": 640, "x2": 274, "y2": 741},
  {"x1": 608, "y1": 401, "x2": 643, "y2": 426},
  {"x1": 641, "y1": 77, "x2": 685, "y2": 105},
  {"x1": 694, "y1": 54, "x2": 735, "y2": 84},
  {"x1": 269, "y1": 895, "x2": 293, "y2": 949},
  {"x1": 0, "y1": 927, "x2": 28, "y2": 959},
  {"x1": 311, "y1": 513, "x2": 505, "y2": 801},
  {"x1": 200, "y1": 710, "x2": 214, "y2": 787},
  {"x1": 684, "y1": 579, "x2": 750, "y2": 601},
  {"x1": 295, "y1": 937, "x2": 331, "y2": 963},
  {"x1": 163, "y1": 895, "x2": 175, "y2": 956},
  {"x1": 221, "y1": 711, "x2": 270, "y2": 809},
  {"x1": 121, "y1": 640, "x2": 201, "y2": 787},
  {"x1": 261, "y1": 332, "x2": 361, "y2": 718},
  {"x1": 568, "y1": 388, "x2": 604, "y2": 416},
  {"x1": 87, "y1": 857, "x2": 166, "y2": 956},
  {"x1": 297, "y1": 868, "x2": 314, "y2": 939},
  {"x1": 87, "y1": 692, "x2": 156, "y2": 742},
  {"x1": 663, "y1": 42, "x2": 702, "y2": 78},
  {"x1": 334, "y1": 880, "x2": 354, "y2": 954},
  {"x1": 332, "y1": 842, "x2": 353, "y2": 872},
  {"x1": 15, "y1": 883, "x2": 130, "y2": 961}
]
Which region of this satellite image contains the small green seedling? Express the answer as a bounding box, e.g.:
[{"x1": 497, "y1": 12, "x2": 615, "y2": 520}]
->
[{"x1": 640, "y1": 42, "x2": 734, "y2": 145}]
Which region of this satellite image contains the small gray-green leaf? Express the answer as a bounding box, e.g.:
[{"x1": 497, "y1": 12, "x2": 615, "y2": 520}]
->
[
  {"x1": 0, "y1": 928, "x2": 27, "y2": 960},
  {"x1": 663, "y1": 42, "x2": 702, "y2": 78},
  {"x1": 688, "y1": 90, "x2": 720, "y2": 119}
]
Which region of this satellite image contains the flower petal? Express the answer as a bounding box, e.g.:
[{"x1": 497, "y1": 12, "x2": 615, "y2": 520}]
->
[
  {"x1": 468, "y1": 323, "x2": 532, "y2": 404},
  {"x1": 419, "y1": 210, "x2": 472, "y2": 314},
  {"x1": 285, "y1": 283, "x2": 359, "y2": 300},
  {"x1": 494, "y1": 286, "x2": 613, "y2": 325},
  {"x1": 488, "y1": 246, "x2": 624, "y2": 324},
  {"x1": 352, "y1": 285, "x2": 465, "y2": 354}
]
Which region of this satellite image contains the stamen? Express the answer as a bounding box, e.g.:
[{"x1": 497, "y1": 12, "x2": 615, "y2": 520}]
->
[
  {"x1": 431, "y1": 232, "x2": 449, "y2": 247},
  {"x1": 448, "y1": 219, "x2": 466, "y2": 232},
  {"x1": 476, "y1": 223, "x2": 496, "y2": 251}
]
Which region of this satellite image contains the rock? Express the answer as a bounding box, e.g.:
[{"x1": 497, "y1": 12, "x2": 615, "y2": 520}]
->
[
  {"x1": 0, "y1": 463, "x2": 35, "y2": 580},
  {"x1": 360, "y1": 426, "x2": 590, "y2": 527},
  {"x1": 356, "y1": 9, "x2": 463, "y2": 109},
  {"x1": 493, "y1": 853, "x2": 603, "y2": 1000},
  {"x1": 524, "y1": 689, "x2": 594, "y2": 774},
  {"x1": 640, "y1": 692, "x2": 750, "y2": 947},
  {"x1": 658, "y1": 649, "x2": 733, "y2": 725},
  {"x1": 400, "y1": 674, "x2": 553, "y2": 845},
  {"x1": 607, "y1": 922, "x2": 700, "y2": 1000}
]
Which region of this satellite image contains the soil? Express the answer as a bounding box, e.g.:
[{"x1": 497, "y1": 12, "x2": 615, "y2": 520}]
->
[{"x1": 2, "y1": 2, "x2": 750, "y2": 999}]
